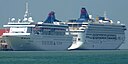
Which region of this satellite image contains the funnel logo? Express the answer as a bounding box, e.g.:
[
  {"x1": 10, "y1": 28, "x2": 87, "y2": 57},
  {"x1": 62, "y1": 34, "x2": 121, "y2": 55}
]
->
[
  {"x1": 81, "y1": 8, "x2": 87, "y2": 14},
  {"x1": 79, "y1": 8, "x2": 89, "y2": 21},
  {"x1": 44, "y1": 11, "x2": 59, "y2": 23}
]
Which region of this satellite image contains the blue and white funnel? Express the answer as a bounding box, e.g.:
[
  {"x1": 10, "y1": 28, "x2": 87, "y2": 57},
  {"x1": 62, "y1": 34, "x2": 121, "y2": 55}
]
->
[
  {"x1": 44, "y1": 11, "x2": 59, "y2": 23},
  {"x1": 77, "y1": 8, "x2": 89, "y2": 22}
]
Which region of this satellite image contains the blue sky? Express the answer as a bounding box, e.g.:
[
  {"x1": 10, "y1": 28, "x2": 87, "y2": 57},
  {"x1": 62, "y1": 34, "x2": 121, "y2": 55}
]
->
[{"x1": 0, "y1": 0, "x2": 128, "y2": 49}]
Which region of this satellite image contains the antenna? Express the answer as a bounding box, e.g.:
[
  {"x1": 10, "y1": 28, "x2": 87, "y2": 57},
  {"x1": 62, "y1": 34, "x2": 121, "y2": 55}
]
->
[
  {"x1": 104, "y1": 11, "x2": 107, "y2": 18},
  {"x1": 26, "y1": 2, "x2": 28, "y2": 14},
  {"x1": 24, "y1": 2, "x2": 29, "y2": 18},
  {"x1": 9, "y1": 18, "x2": 10, "y2": 22}
]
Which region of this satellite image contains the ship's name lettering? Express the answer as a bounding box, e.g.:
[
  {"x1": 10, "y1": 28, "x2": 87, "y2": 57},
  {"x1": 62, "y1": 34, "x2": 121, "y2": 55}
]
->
[
  {"x1": 21, "y1": 37, "x2": 30, "y2": 39},
  {"x1": 42, "y1": 41, "x2": 62, "y2": 45}
]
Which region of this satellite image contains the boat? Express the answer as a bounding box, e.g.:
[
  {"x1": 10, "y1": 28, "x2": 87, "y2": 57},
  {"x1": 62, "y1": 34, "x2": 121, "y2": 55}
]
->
[
  {"x1": 0, "y1": 28, "x2": 11, "y2": 50},
  {"x1": 67, "y1": 8, "x2": 126, "y2": 50},
  {"x1": 2, "y1": 3, "x2": 72, "y2": 51}
]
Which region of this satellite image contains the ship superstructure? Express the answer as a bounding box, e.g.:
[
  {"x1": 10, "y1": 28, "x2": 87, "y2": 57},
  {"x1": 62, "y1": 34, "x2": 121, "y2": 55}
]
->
[
  {"x1": 67, "y1": 8, "x2": 126, "y2": 50},
  {"x1": 3, "y1": 3, "x2": 72, "y2": 51}
]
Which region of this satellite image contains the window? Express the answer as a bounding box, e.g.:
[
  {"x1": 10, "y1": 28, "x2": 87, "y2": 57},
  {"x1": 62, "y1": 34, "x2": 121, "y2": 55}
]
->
[{"x1": 78, "y1": 38, "x2": 80, "y2": 41}]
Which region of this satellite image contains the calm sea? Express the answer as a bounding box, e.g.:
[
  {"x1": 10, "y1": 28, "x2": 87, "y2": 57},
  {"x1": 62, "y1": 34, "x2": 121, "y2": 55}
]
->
[{"x1": 0, "y1": 50, "x2": 128, "y2": 64}]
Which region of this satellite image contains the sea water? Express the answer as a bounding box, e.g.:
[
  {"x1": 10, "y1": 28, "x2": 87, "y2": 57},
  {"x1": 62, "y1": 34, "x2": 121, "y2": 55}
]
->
[{"x1": 0, "y1": 50, "x2": 128, "y2": 64}]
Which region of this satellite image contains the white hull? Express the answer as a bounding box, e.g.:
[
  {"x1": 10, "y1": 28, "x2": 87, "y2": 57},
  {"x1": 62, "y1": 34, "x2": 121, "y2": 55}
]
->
[
  {"x1": 68, "y1": 33, "x2": 125, "y2": 50},
  {"x1": 4, "y1": 35, "x2": 72, "y2": 51},
  {"x1": 69, "y1": 40, "x2": 124, "y2": 50},
  {"x1": 68, "y1": 24, "x2": 126, "y2": 50}
]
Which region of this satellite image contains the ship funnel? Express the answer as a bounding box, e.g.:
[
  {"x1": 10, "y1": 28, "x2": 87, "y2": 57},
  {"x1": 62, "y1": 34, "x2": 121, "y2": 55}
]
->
[
  {"x1": 44, "y1": 11, "x2": 60, "y2": 23},
  {"x1": 77, "y1": 8, "x2": 89, "y2": 22}
]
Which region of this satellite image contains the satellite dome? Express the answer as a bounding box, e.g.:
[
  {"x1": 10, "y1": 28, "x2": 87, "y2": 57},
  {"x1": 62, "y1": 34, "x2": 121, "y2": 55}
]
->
[
  {"x1": 23, "y1": 18, "x2": 28, "y2": 21},
  {"x1": 11, "y1": 18, "x2": 15, "y2": 21}
]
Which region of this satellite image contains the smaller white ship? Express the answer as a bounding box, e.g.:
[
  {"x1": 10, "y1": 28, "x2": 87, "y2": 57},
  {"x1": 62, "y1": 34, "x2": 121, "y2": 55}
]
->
[
  {"x1": 3, "y1": 3, "x2": 72, "y2": 51},
  {"x1": 67, "y1": 8, "x2": 126, "y2": 50}
]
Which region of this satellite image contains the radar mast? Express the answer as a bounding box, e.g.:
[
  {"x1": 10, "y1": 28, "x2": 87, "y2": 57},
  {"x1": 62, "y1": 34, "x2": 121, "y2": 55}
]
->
[
  {"x1": 24, "y1": 2, "x2": 29, "y2": 18},
  {"x1": 104, "y1": 11, "x2": 107, "y2": 18}
]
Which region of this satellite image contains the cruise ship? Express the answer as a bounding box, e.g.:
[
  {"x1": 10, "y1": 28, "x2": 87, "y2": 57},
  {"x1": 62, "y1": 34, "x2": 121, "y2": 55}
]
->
[
  {"x1": 2, "y1": 3, "x2": 72, "y2": 51},
  {"x1": 67, "y1": 8, "x2": 126, "y2": 50}
]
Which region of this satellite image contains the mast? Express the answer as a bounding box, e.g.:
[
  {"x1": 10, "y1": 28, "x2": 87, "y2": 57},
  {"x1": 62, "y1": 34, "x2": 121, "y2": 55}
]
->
[
  {"x1": 24, "y1": 2, "x2": 29, "y2": 18},
  {"x1": 104, "y1": 11, "x2": 107, "y2": 18},
  {"x1": 22, "y1": 2, "x2": 34, "y2": 22}
]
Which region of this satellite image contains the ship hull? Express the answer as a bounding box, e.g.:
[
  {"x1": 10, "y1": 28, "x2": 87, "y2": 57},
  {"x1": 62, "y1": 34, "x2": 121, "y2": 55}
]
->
[
  {"x1": 68, "y1": 33, "x2": 125, "y2": 50},
  {"x1": 4, "y1": 35, "x2": 72, "y2": 51},
  {"x1": 79, "y1": 39, "x2": 124, "y2": 50},
  {"x1": 68, "y1": 24, "x2": 126, "y2": 50}
]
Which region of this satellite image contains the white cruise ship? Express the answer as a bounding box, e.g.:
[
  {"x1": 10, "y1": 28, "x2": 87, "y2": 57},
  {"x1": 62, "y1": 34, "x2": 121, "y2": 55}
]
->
[
  {"x1": 2, "y1": 3, "x2": 72, "y2": 51},
  {"x1": 67, "y1": 8, "x2": 126, "y2": 50}
]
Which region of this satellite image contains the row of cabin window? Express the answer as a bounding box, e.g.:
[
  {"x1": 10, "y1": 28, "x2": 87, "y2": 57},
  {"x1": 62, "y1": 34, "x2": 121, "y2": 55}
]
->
[
  {"x1": 86, "y1": 36, "x2": 117, "y2": 40},
  {"x1": 86, "y1": 34, "x2": 116, "y2": 37},
  {"x1": 34, "y1": 31, "x2": 65, "y2": 35}
]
